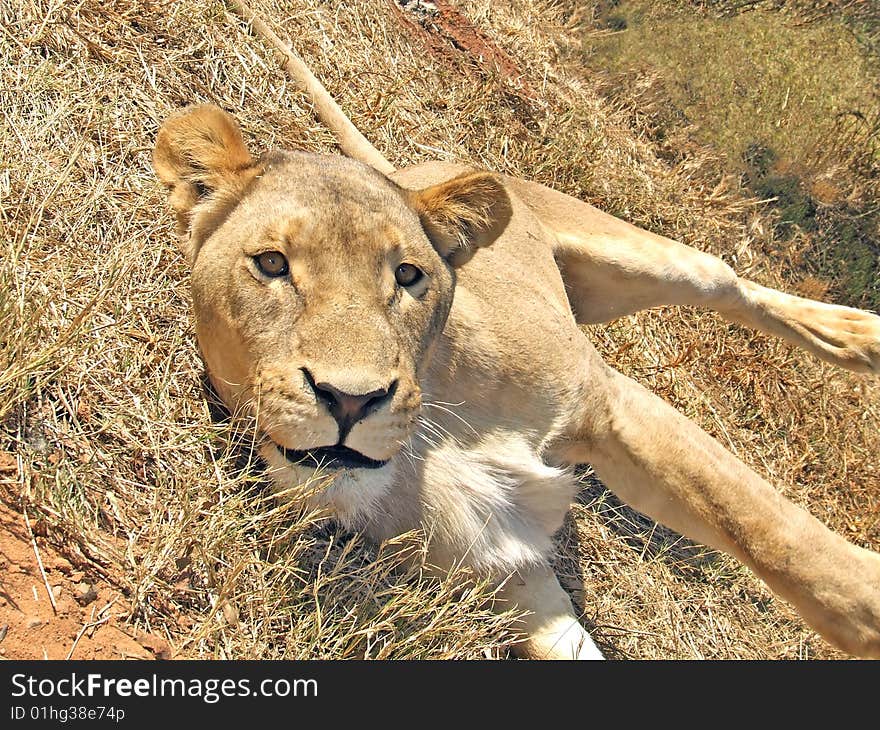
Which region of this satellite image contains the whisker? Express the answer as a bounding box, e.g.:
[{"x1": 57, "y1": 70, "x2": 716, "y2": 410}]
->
[
  {"x1": 421, "y1": 400, "x2": 478, "y2": 437},
  {"x1": 417, "y1": 414, "x2": 462, "y2": 446}
]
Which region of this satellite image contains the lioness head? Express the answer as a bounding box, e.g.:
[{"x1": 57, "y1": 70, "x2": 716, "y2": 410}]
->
[{"x1": 153, "y1": 104, "x2": 510, "y2": 506}]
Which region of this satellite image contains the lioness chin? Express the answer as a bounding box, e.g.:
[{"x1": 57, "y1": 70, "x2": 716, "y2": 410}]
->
[{"x1": 154, "y1": 103, "x2": 880, "y2": 660}]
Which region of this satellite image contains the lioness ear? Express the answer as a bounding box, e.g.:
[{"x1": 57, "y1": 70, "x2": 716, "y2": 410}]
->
[
  {"x1": 153, "y1": 104, "x2": 256, "y2": 254},
  {"x1": 410, "y1": 172, "x2": 512, "y2": 267}
]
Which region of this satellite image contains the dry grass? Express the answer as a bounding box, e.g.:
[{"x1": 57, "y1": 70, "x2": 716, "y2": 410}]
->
[{"x1": 1, "y1": 0, "x2": 878, "y2": 659}]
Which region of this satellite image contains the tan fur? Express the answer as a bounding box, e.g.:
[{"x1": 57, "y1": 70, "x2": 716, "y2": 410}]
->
[{"x1": 154, "y1": 105, "x2": 880, "y2": 660}]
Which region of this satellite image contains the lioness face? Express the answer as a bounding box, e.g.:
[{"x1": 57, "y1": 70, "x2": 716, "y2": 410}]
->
[
  {"x1": 154, "y1": 105, "x2": 511, "y2": 475},
  {"x1": 193, "y1": 153, "x2": 455, "y2": 468}
]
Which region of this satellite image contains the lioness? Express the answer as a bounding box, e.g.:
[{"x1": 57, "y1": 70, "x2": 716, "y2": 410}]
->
[{"x1": 154, "y1": 92, "x2": 880, "y2": 658}]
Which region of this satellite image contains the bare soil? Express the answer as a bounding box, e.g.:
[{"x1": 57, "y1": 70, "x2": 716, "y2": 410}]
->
[{"x1": 0, "y1": 487, "x2": 172, "y2": 660}]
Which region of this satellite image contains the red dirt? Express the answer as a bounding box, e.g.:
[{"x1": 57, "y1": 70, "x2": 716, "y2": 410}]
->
[
  {"x1": 390, "y1": 0, "x2": 538, "y2": 99},
  {"x1": 0, "y1": 496, "x2": 172, "y2": 660}
]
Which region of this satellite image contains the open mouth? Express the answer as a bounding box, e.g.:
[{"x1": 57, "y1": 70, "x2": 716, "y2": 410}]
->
[{"x1": 276, "y1": 444, "x2": 389, "y2": 470}]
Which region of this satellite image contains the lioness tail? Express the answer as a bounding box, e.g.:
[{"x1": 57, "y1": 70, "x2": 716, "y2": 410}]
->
[{"x1": 226, "y1": 0, "x2": 396, "y2": 175}]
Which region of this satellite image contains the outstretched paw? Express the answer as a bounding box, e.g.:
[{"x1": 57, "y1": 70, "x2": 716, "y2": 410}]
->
[
  {"x1": 741, "y1": 281, "x2": 880, "y2": 375},
  {"x1": 804, "y1": 543, "x2": 880, "y2": 658},
  {"x1": 787, "y1": 301, "x2": 880, "y2": 374}
]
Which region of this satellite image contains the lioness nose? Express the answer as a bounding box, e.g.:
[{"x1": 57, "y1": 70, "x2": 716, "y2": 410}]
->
[{"x1": 301, "y1": 367, "x2": 396, "y2": 434}]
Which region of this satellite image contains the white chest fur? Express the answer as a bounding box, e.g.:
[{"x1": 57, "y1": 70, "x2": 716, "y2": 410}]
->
[{"x1": 262, "y1": 435, "x2": 577, "y2": 576}]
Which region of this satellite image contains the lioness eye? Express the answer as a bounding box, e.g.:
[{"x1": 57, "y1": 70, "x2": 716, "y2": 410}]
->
[
  {"x1": 255, "y1": 251, "x2": 289, "y2": 278},
  {"x1": 395, "y1": 263, "x2": 423, "y2": 287}
]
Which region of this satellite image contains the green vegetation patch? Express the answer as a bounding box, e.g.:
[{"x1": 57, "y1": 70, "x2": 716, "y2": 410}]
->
[
  {"x1": 587, "y1": 0, "x2": 880, "y2": 310},
  {"x1": 588, "y1": 1, "x2": 877, "y2": 174}
]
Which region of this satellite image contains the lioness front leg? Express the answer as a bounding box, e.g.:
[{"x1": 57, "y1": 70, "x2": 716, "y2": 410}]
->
[
  {"x1": 511, "y1": 177, "x2": 880, "y2": 374},
  {"x1": 497, "y1": 564, "x2": 604, "y2": 660},
  {"x1": 556, "y1": 358, "x2": 880, "y2": 657}
]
